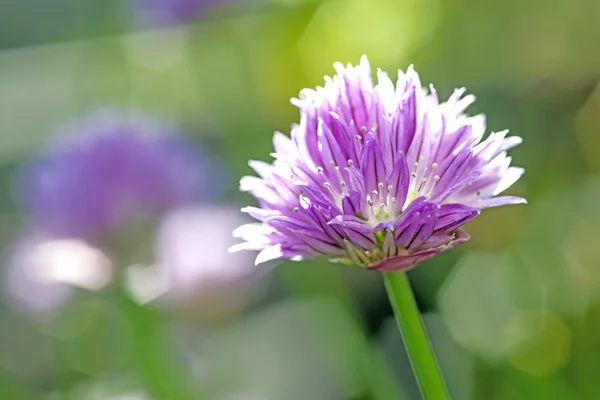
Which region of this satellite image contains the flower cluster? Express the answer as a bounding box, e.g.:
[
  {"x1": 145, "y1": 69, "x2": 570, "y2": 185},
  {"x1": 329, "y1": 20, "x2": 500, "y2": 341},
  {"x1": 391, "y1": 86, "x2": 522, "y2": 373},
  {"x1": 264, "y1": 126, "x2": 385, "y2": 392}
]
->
[{"x1": 232, "y1": 56, "x2": 525, "y2": 271}]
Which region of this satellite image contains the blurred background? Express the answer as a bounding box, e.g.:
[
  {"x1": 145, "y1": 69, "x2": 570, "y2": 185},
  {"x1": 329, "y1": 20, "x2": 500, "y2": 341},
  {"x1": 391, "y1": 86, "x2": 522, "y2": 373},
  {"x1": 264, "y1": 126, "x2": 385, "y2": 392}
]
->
[{"x1": 0, "y1": 0, "x2": 599, "y2": 399}]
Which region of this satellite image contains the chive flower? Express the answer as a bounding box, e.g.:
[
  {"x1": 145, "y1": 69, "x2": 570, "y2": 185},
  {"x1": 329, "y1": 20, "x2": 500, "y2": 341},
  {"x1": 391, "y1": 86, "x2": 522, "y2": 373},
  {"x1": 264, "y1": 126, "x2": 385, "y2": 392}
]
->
[
  {"x1": 231, "y1": 56, "x2": 525, "y2": 271},
  {"x1": 17, "y1": 111, "x2": 210, "y2": 242}
]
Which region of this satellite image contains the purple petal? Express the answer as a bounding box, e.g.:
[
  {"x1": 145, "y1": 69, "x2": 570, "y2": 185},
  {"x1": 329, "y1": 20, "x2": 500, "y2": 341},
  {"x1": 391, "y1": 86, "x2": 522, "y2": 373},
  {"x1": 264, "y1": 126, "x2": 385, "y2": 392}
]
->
[
  {"x1": 289, "y1": 229, "x2": 345, "y2": 256},
  {"x1": 396, "y1": 203, "x2": 437, "y2": 249},
  {"x1": 341, "y1": 190, "x2": 364, "y2": 217},
  {"x1": 346, "y1": 167, "x2": 365, "y2": 194},
  {"x1": 317, "y1": 119, "x2": 347, "y2": 169},
  {"x1": 368, "y1": 231, "x2": 470, "y2": 271},
  {"x1": 360, "y1": 134, "x2": 387, "y2": 193},
  {"x1": 472, "y1": 130, "x2": 509, "y2": 164},
  {"x1": 328, "y1": 215, "x2": 372, "y2": 233},
  {"x1": 434, "y1": 204, "x2": 479, "y2": 234},
  {"x1": 264, "y1": 216, "x2": 314, "y2": 237},
  {"x1": 328, "y1": 112, "x2": 359, "y2": 163},
  {"x1": 342, "y1": 228, "x2": 376, "y2": 251},
  {"x1": 432, "y1": 171, "x2": 481, "y2": 204},
  {"x1": 417, "y1": 234, "x2": 455, "y2": 251},
  {"x1": 392, "y1": 196, "x2": 428, "y2": 235},
  {"x1": 429, "y1": 140, "x2": 476, "y2": 197},
  {"x1": 369, "y1": 250, "x2": 439, "y2": 271},
  {"x1": 393, "y1": 82, "x2": 417, "y2": 154},
  {"x1": 304, "y1": 204, "x2": 344, "y2": 244},
  {"x1": 300, "y1": 185, "x2": 335, "y2": 209},
  {"x1": 387, "y1": 153, "x2": 410, "y2": 214},
  {"x1": 434, "y1": 123, "x2": 473, "y2": 163}
]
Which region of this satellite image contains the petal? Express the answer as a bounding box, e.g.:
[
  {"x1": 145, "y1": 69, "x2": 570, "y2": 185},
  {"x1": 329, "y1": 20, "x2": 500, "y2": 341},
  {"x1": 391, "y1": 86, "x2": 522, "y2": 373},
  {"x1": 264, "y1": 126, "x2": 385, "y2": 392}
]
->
[
  {"x1": 328, "y1": 215, "x2": 372, "y2": 233},
  {"x1": 256, "y1": 244, "x2": 304, "y2": 265},
  {"x1": 432, "y1": 171, "x2": 481, "y2": 204},
  {"x1": 499, "y1": 136, "x2": 522, "y2": 153},
  {"x1": 360, "y1": 134, "x2": 387, "y2": 193},
  {"x1": 434, "y1": 204, "x2": 479, "y2": 234},
  {"x1": 229, "y1": 241, "x2": 268, "y2": 253},
  {"x1": 346, "y1": 166, "x2": 365, "y2": 194},
  {"x1": 341, "y1": 190, "x2": 364, "y2": 216},
  {"x1": 471, "y1": 196, "x2": 527, "y2": 210},
  {"x1": 453, "y1": 94, "x2": 476, "y2": 116},
  {"x1": 417, "y1": 234, "x2": 455, "y2": 251},
  {"x1": 239, "y1": 176, "x2": 282, "y2": 207},
  {"x1": 387, "y1": 153, "x2": 410, "y2": 214},
  {"x1": 393, "y1": 85, "x2": 417, "y2": 154},
  {"x1": 368, "y1": 250, "x2": 439, "y2": 271},
  {"x1": 396, "y1": 203, "x2": 437, "y2": 250},
  {"x1": 342, "y1": 228, "x2": 376, "y2": 251},
  {"x1": 368, "y1": 230, "x2": 470, "y2": 271},
  {"x1": 240, "y1": 206, "x2": 280, "y2": 222},
  {"x1": 232, "y1": 222, "x2": 275, "y2": 240},
  {"x1": 317, "y1": 118, "x2": 347, "y2": 169},
  {"x1": 248, "y1": 160, "x2": 273, "y2": 179},
  {"x1": 382, "y1": 230, "x2": 397, "y2": 258},
  {"x1": 328, "y1": 112, "x2": 359, "y2": 162},
  {"x1": 392, "y1": 196, "x2": 428, "y2": 235},
  {"x1": 304, "y1": 203, "x2": 344, "y2": 244},
  {"x1": 471, "y1": 130, "x2": 509, "y2": 166},
  {"x1": 342, "y1": 239, "x2": 367, "y2": 265},
  {"x1": 289, "y1": 229, "x2": 345, "y2": 256},
  {"x1": 429, "y1": 145, "x2": 474, "y2": 199},
  {"x1": 444, "y1": 87, "x2": 467, "y2": 113},
  {"x1": 264, "y1": 216, "x2": 314, "y2": 236},
  {"x1": 272, "y1": 131, "x2": 297, "y2": 157},
  {"x1": 300, "y1": 185, "x2": 335, "y2": 209},
  {"x1": 492, "y1": 167, "x2": 525, "y2": 196},
  {"x1": 434, "y1": 122, "x2": 474, "y2": 162},
  {"x1": 269, "y1": 172, "x2": 300, "y2": 204}
]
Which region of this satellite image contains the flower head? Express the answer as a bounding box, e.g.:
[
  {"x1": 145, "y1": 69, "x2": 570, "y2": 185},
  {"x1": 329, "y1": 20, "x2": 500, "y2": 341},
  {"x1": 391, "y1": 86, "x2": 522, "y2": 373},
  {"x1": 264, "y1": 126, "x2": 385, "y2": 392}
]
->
[
  {"x1": 232, "y1": 56, "x2": 526, "y2": 271},
  {"x1": 17, "y1": 111, "x2": 212, "y2": 241}
]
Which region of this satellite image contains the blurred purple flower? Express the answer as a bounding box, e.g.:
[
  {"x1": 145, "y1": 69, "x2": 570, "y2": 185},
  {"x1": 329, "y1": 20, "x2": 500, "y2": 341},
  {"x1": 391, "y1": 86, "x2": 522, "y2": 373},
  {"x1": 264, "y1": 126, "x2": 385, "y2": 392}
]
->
[
  {"x1": 231, "y1": 56, "x2": 526, "y2": 271},
  {"x1": 133, "y1": 0, "x2": 234, "y2": 26},
  {"x1": 125, "y1": 206, "x2": 260, "y2": 322},
  {"x1": 17, "y1": 111, "x2": 214, "y2": 241}
]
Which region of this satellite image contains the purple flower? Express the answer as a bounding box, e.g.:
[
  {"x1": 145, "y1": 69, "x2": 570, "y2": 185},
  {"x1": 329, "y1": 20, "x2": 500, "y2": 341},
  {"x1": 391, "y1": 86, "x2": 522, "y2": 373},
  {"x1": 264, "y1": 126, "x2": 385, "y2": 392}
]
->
[
  {"x1": 133, "y1": 0, "x2": 233, "y2": 25},
  {"x1": 231, "y1": 56, "x2": 526, "y2": 271},
  {"x1": 17, "y1": 111, "x2": 211, "y2": 241}
]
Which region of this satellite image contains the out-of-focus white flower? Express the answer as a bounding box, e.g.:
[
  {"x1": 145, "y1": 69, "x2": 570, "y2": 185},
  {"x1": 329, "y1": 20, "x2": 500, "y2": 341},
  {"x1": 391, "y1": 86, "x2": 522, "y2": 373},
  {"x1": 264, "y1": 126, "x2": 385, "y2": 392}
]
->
[
  {"x1": 3, "y1": 231, "x2": 113, "y2": 318},
  {"x1": 126, "y1": 206, "x2": 263, "y2": 322}
]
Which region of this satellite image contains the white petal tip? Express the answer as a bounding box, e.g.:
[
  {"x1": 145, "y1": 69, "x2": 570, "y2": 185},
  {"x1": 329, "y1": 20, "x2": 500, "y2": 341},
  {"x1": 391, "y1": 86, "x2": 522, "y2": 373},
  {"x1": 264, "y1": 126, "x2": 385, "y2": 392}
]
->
[{"x1": 227, "y1": 244, "x2": 241, "y2": 253}]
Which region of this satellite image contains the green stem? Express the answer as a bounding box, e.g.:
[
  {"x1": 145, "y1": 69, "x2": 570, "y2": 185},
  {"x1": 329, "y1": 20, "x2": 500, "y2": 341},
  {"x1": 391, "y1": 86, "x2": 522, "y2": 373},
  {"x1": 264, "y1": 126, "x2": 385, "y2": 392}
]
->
[
  {"x1": 383, "y1": 271, "x2": 450, "y2": 400},
  {"x1": 115, "y1": 284, "x2": 204, "y2": 400}
]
